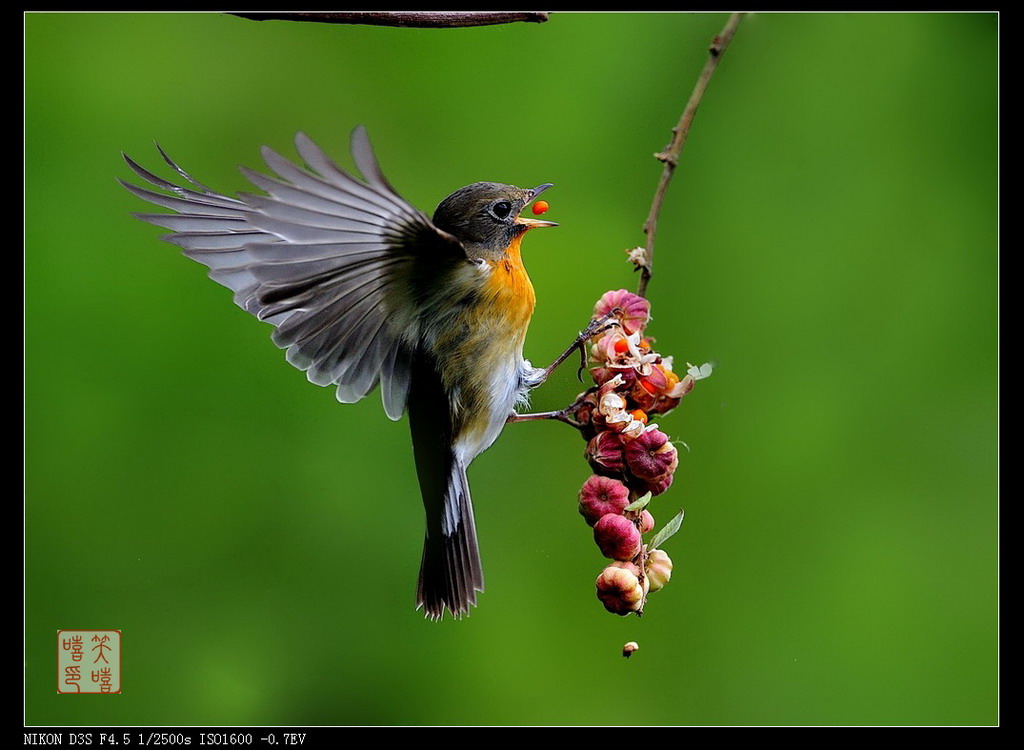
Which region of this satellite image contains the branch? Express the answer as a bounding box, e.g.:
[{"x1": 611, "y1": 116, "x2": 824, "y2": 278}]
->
[
  {"x1": 636, "y1": 12, "x2": 744, "y2": 299},
  {"x1": 230, "y1": 12, "x2": 550, "y2": 28}
]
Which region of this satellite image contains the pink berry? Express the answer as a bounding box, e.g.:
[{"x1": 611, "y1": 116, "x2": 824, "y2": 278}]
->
[
  {"x1": 586, "y1": 430, "x2": 627, "y2": 474},
  {"x1": 595, "y1": 562, "x2": 648, "y2": 616},
  {"x1": 624, "y1": 427, "x2": 678, "y2": 480},
  {"x1": 594, "y1": 513, "x2": 642, "y2": 561},
  {"x1": 593, "y1": 289, "x2": 651, "y2": 336},
  {"x1": 578, "y1": 475, "x2": 630, "y2": 526},
  {"x1": 645, "y1": 549, "x2": 674, "y2": 592}
]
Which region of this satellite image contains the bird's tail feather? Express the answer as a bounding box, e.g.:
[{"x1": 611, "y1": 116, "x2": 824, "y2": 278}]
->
[
  {"x1": 415, "y1": 459, "x2": 484, "y2": 620},
  {"x1": 408, "y1": 352, "x2": 485, "y2": 620}
]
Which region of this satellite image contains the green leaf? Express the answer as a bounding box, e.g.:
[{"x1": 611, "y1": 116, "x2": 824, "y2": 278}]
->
[
  {"x1": 625, "y1": 492, "x2": 652, "y2": 512},
  {"x1": 647, "y1": 508, "x2": 685, "y2": 550}
]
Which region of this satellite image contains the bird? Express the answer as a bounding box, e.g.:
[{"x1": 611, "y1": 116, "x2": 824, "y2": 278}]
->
[{"x1": 119, "y1": 126, "x2": 561, "y2": 620}]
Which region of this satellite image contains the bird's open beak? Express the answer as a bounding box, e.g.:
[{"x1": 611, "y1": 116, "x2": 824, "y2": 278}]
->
[
  {"x1": 517, "y1": 216, "x2": 558, "y2": 228},
  {"x1": 517, "y1": 183, "x2": 558, "y2": 228}
]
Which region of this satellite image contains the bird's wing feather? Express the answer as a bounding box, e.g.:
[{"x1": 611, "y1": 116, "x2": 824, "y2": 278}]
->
[{"x1": 120, "y1": 126, "x2": 466, "y2": 420}]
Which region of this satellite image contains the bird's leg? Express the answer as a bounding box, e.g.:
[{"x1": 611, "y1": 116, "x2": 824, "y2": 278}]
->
[
  {"x1": 509, "y1": 312, "x2": 621, "y2": 428},
  {"x1": 507, "y1": 391, "x2": 593, "y2": 431},
  {"x1": 535, "y1": 311, "x2": 620, "y2": 385}
]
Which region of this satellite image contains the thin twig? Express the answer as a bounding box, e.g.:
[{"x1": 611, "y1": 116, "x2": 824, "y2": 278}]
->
[
  {"x1": 637, "y1": 12, "x2": 744, "y2": 299},
  {"x1": 230, "y1": 12, "x2": 549, "y2": 28}
]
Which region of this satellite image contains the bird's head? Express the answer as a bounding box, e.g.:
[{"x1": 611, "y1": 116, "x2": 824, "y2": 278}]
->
[{"x1": 432, "y1": 182, "x2": 557, "y2": 260}]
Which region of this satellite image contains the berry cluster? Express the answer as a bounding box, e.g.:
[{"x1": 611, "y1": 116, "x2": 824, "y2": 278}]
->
[{"x1": 570, "y1": 289, "x2": 710, "y2": 616}]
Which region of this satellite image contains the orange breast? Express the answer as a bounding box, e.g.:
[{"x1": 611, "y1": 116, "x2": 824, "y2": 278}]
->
[
  {"x1": 434, "y1": 233, "x2": 536, "y2": 447},
  {"x1": 481, "y1": 234, "x2": 536, "y2": 344}
]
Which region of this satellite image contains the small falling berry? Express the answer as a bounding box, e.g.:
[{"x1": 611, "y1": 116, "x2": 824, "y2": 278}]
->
[{"x1": 532, "y1": 200, "x2": 550, "y2": 215}]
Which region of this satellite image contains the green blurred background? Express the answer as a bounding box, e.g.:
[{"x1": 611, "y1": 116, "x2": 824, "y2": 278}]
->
[{"x1": 25, "y1": 13, "x2": 997, "y2": 726}]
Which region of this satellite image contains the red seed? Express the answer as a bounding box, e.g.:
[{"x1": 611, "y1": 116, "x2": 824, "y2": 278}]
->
[{"x1": 532, "y1": 200, "x2": 549, "y2": 215}]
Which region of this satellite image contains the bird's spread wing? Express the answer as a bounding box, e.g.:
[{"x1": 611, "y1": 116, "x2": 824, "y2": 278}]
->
[{"x1": 120, "y1": 126, "x2": 466, "y2": 420}]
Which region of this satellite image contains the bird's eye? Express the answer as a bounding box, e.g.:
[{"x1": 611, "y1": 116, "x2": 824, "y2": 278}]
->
[{"x1": 490, "y1": 200, "x2": 512, "y2": 220}]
